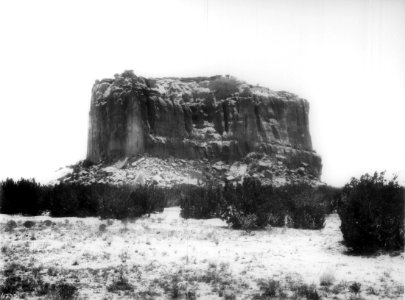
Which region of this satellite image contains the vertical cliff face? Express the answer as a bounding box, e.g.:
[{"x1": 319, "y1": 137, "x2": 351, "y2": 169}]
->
[
  {"x1": 87, "y1": 71, "x2": 322, "y2": 178},
  {"x1": 87, "y1": 78, "x2": 146, "y2": 160}
]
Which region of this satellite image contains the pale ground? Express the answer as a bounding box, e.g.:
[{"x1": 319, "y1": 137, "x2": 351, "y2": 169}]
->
[{"x1": 0, "y1": 208, "x2": 403, "y2": 299}]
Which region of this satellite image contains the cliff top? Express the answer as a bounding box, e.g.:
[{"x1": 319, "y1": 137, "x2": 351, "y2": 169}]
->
[{"x1": 93, "y1": 70, "x2": 305, "y2": 105}]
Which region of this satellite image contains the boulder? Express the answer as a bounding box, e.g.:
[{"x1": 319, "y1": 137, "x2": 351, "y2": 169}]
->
[{"x1": 134, "y1": 172, "x2": 145, "y2": 185}]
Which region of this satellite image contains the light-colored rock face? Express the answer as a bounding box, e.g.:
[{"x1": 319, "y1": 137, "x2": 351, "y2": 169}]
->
[
  {"x1": 61, "y1": 153, "x2": 320, "y2": 187},
  {"x1": 87, "y1": 71, "x2": 322, "y2": 179}
]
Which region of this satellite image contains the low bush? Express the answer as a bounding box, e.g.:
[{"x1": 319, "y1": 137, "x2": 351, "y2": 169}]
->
[
  {"x1": 294, "y1": 283, "x2": 321, "y2": 300},
  {"x1": 349, "y1": 282, "x2": 361, "y2": 295},
  {"x1": 50, "y1": 282, "x2": 78, "y2": 300},
  {"x1": 96, "y1": 184, "x2": 143, "y2": 219},
  {"x1": 257, "y1": 279, "x2": 282, "y2": 298},
  {"x1": 219, "y1": 178, "x2": 326, "y2": 230},
  {"x1": 1, "y1": 275, "x2": 21, "y2": 295},
  {"x1": 47, "y1": 183, "x2": 98, "y2": 217},
  {"x1": 23, "y1": 221, "x2": 36, "y2": 228},
  {"x1": 179, "y1": 177, "x2": 328, "y2": 230},
  {"x1": 234, "y1": 212, "x2": 258, "y2": 232},
  {"x1": 107, "y1": 269, "x2": 133, "y2": 293},
  {"x1": 115, "y1": 185, "x2": 163, "y2": 219},
  {"x1": 43, "y1": 220, "x2": 54, "y2": 227},
  {"x1": 0, "y1": 264, "x2": 58, "y2": 299},
  {"x1": 314, "y1": 185, "x2": 342, "y2": 214},
  {"x1": 208, "y1": 75, "x2": 240, "y2": 100},
  {"x1": 338, "y1": 172, "x2": 404, "y2": 253},
  {"x1": 5, "y1": 220, "x2": 17, "y2": 232},
  {"x1": 180, "y1": 184, "x2": 222, "y2": 219},
  {"x1": 278, "y1": 183, "x2": 327, "y2": 229},
  {"x1": 220, "y1": 178, "x2": 275, "y2": 229},
  {"x1": 319, "y1": 271, "x2": 335, "y2": 287},
  {"x1": 81, "y1": 159, "x2": 94, "y2": 168},
  {"x1": 99, "y1": 224, "x2": 107, "y2": 233}
]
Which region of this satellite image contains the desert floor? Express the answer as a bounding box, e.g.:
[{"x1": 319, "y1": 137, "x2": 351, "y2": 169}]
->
[{"x1": 0, "y1": 207, "x2": 403, "y2": 299}]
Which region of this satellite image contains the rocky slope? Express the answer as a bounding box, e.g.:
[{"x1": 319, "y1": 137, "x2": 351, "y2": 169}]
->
[
  {"x1": 61, "y1": 71, "x2": 322, "y2": 186},
  {"x1": 59, "y1": 151, "x2": 319, "y2": 187}
]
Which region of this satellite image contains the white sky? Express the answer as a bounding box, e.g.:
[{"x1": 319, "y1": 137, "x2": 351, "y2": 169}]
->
[{"x1": 0, "y1": 0, "x2": 404, "y2": 186}]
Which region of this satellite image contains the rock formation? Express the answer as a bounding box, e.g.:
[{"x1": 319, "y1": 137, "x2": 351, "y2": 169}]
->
[{"x1": 86, "y1": 71, "x2": 322, "y2": 180}]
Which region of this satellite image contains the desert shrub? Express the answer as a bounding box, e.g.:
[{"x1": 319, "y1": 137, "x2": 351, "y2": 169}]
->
[
  {"x1": 48, "y1": 183, "x2": 98, "y2": 217},
  {"x1": 0, "y1": 179, "x2": 166, "y2": 220},
  {"x1": 315, "y1": 185, "x2": 342, "y2": 214},
  {"x1": 220, "y1": 178, "x2": 273, "y2": 229},
  {"x1": 99, "y1": 224, "x2": 107, "y2": 233},
  {"x1": 1, "y1": 245, "x2": 9, "y2": 255},
  {"x1": 35, "y1": 281, "x2": 51, "y2": 296},
  {"x1": 349, "y1": 282, "x2": 361, "y2": 295},
  {"x1": 5, "y1": 220, "x2": 17, "y2": 232},
  {"x1": 0, "y1": 178, "x2": 42, "y2": 215},
  {"x1": 145, "y1": 185, "x2": 166, "y2": 214},
  {"x1": 97, "y1": 184, "x2": 166, "y2": 219},
  {"x1": 186, "y1": 289, "x2": 197, "y2": 300},
  {"x1": 278, "y1": 183, "x2": 326, "y2": 230},
  {"x1": 338, "y1": 172, "x2": 404, "y2": 253},
  {"x1": 219, "y1": 179, "x2": 326, "y2": 230},
  {"x1": 50, "y1": 282, "x2": 78, "y2": 300},
  {"x1": 0, "y1": 275, "x2": 21, "y2": 295},
  {"x1": 180, "y1": 184, "x2": 222, "y2": 219},
  {"x1": 47, "y1": 183, "x2": 79, "y2": 217},
  {"x1": 121, "y1": 69, "x2": 137, "y2": 79},
  {"x1": 19, "y1": 276, "x2": 37, "y2": 293},
  {"x1": 179, "y1": 178, "x2": 326, "y2": 230},
  {"x1": 0, "y1": 263, "x2": 48, "y2": 297},
  {"x1": 81, "y1": 159, "x2": 94, "y2": 168},
  {"x1": 208, "y1": 76, "x2": 240, "y2": 100},
  {"x1": 236, "y1": 213, "x2": 258, "y2": 232},
  {"x1": 107, "y1": 269, "x2": 133, "y2": 293},
  {"x1": 3, "y1": 263, "x2": 25, "y2": 277},
  {"x1": 43, "y1": 220, "x2": 54, "y2": 227},
  {"x1": 0, "y1": 275, "x2": 45, "y2": 296},
  {"x1": 23, "y1": 220, "x2": 36, "y2": 228},
  {"x1": 295, "y1": 283, "x2": 321, "y2": 300},
  {"x1": 319, "y1": 271, "x2": 335, "y2": 287},
  {"x1": 98, "y1": 184, "x2": 166, "y2": 219},
  {"x1": 169, "y1": 274, "x2": 181, "y2": 299},
  {"x1": 96, "y1": 184, "x2": 134, "y2": 219},
  {"x1": 257, "y1": 279, "x2": 282, "y2": 298}
]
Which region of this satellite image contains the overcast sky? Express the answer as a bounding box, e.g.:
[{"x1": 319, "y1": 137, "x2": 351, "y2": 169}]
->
[{"x1": 0, "y1": 0, "x2": 404, "y2": 186}]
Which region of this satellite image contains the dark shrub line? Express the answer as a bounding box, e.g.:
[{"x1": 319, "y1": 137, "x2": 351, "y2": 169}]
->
[
  {"x1": 0, "y1": 179, "x2": 166, "y2": 219},
  {"x1": 180, "y1": 177, "x2": 335, "y2": 230},
  {"x1": 2, "y1": 172, "x2": 403, "y2": 254},
  {"x1": 0, "y1": 178, "x2": 42, "y2": 215},
  {"x1": 180, "y1": 172, "x2": 404, "y2": 254}
]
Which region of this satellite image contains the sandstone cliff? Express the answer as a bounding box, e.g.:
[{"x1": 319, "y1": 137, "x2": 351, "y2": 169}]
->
[{"x1": 87, "y1": 71, "x2": 322, "y2": 179}]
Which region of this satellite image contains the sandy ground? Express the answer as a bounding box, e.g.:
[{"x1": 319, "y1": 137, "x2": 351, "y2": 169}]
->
[{"x1": 0, "y1": 208, "x2": 403, "y2": 299}]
